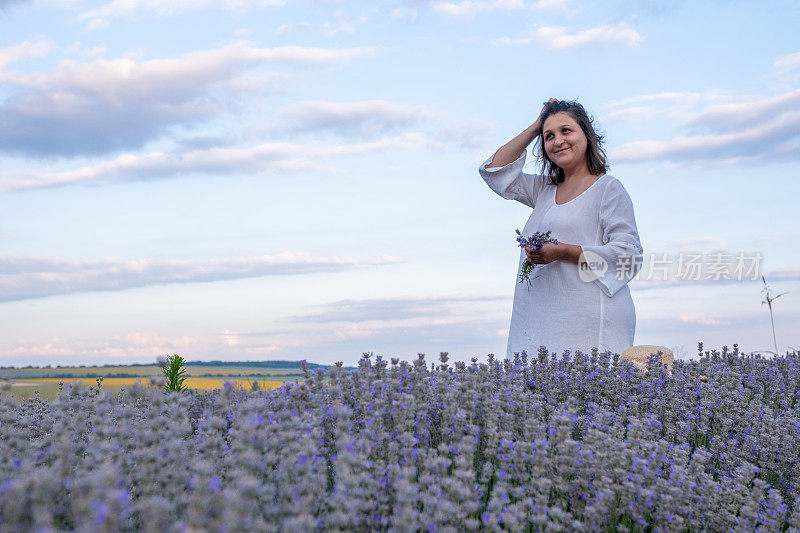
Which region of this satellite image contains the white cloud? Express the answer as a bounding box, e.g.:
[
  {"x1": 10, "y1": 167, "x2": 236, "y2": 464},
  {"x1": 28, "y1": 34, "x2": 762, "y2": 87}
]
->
[
  {"x1": 676, "y1": 313, "x2": 730, "y2": 326},
  {"x1": 0, "y1": 43, "x2": 376, "y2": 157},
  {"x1": 0, "y1": 252, "x2": 403, "y2": 302},
  {"x1": 438, "y1": 120, "x2": 494, "y2": 149},
  {"x1": 4, "y1": 332, "x2": 204, "y2": 361},
  {"x1": 276, "y1": 11, "x2": 367, "y2": 37},
  {"x1": 636, "y1": 310, "x2": 734, "y2": 327},
  {"x1": 220, "y1": 329, "x2": 242, "y2": 347},
  {"x1": 599, "y1": 105, "x2": 661, "y2": 123},
  {"x1": 3, "y1": 143, "x2": 324, "y2": 191},
  {"x1": 0, "y1": 312, "x2": 508, "y2": 364},
  {"x1": 600, "y1": 91, "x2": 740, "y2": 109},
  {"x1": 630, "y1": 264, "x2": 800, "y2": 292},
  {"x1": 0, "y1": 41, "x2": 49, "y2": 70},
  {"x1": 266, "y1": 100, "x2": 482, "y2": 147},
  {"x1": 429, "y1": 0, "x2": 565, "y2": 16},
  {"x1": 224, "y1": 308, "x2": 510, "y2": 362},
  {"x1": 197, "y1": 293, "x2": 514, "y2": 362},
  {"x1": 0, "y1": 294, "x2": 509, "y2": 364},
  {"x1": 774, "y1": 51, "x2": 800, "y2": 75},
  {"x1": 753, "y1": 236, "x2": 782, "y2": 248},
  {"x1": 767, "y1": 267, "x2": 800, "y2": 282},
  {"x1": 610, "y1": 88, "x2": 800, "y2": 163},
  {"x1": 598, "y1": 91, "x2": 738, "y2": 123},
  {"x1": 613, "y1": 108, "x2": 800, "y2": 163},
  {"x1": 85, "y1": 18, "x2": 110, "y2": 30},
  {"x1": 391, "y1": 5, "x2": 419, "y2": 21},
  {"x1": 430, "y1": 0, "x2": 525, "y2": 15},
  {"x1": 1, "y1": 132, "x2": 448, "y2": 191},
  {"x1": 291, "y1": 295, "x2": 507, "y2": 322},
  {"x1": 683, "y1": 88, "x2": 800, "y2": 132},
  {"x1": 270, "y1": 100, "x2": 436, "y2": 138},
  {"x1": 495, "y1": 22, "x2": 642, "y2": 49},
  {"x1": 63, "y1": 43, "x2": 108, "y2": 58},
  {"x1": 390, "y1": 0, "x2": 565, "y2": 20},
  {"x1": 664, "y1": 236, "x2": 727, "y2": 249},
  {"x1": 79, "y1": 0, "x2": 285, "y2": 25},
  {"x1": 275, "y1": 20, "x2": 313, "y2": 34}
]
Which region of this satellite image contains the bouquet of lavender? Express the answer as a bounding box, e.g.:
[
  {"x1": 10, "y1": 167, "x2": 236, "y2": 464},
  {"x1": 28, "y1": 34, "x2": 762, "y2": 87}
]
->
[{"x1": 515, "y1": 229, "x2": 559, "y2": 287}]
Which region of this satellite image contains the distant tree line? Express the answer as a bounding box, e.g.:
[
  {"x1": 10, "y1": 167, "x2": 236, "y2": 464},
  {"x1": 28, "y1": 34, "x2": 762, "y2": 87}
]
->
[
  {"x1": 184, "y1": 360, "x2": 327, "y2": 369},
  {"x1": 1, "y1": 360, "x2": 356, "y2": 372}
]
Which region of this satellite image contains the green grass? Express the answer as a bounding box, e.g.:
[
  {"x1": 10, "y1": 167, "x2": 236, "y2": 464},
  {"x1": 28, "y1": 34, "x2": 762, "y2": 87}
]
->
[
  {"x1": 2, "y1": 381, "x2": 132, "y2": 401},
  {"x1": 2, "y1": 382, "x2": 63, "y2": 400},
  {"x1": 0, "y1": 365, "x2": 306, "y2": 379}
]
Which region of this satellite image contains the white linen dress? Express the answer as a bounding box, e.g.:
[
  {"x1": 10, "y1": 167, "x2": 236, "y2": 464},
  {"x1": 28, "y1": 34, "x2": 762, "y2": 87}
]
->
[{"x1": 479, "y1": 150, "x2": 643, "y2": 358}]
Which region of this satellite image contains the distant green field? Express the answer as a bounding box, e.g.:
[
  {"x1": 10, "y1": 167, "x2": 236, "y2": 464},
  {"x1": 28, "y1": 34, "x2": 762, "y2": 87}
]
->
[{"x1": 0, "y1": 364, "x2": 318, "y2": 380}]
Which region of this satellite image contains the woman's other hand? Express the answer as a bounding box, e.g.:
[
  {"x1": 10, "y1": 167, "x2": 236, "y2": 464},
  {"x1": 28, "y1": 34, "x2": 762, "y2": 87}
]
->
[{"x1": 525, "y1": 242, "x2": 562, "y2": 264}]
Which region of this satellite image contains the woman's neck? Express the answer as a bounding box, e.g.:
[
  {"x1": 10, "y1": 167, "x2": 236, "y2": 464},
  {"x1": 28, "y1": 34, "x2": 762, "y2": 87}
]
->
[{"x1": 561, "y1": 161, "x2": 594, "y2": 184}]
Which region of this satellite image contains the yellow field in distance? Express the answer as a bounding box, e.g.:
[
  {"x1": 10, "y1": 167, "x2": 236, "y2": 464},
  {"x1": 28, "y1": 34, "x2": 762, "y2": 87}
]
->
[{"x1": 5, "y1": 377, "x2": 287, "y2": 400}]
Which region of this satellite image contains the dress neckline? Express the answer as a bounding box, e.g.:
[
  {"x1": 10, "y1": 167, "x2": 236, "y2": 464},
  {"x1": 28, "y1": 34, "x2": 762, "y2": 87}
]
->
[{"x1": 553, "y1": 174, "x2": 608, "y2": 206}]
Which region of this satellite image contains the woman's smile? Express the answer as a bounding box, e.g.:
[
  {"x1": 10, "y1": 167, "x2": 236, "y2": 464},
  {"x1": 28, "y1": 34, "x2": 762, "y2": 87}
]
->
[{"x1": 542, "y1": 112, "x2": 589, "y2": 172}]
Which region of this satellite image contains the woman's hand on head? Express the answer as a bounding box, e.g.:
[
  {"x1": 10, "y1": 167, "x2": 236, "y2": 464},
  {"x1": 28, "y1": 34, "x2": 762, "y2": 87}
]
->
[
  {"x1": 525, "y1": 242, "x2": 562, "y2": 265},
  {"x1": 536, "y1": 98, "x2": 560, "y2": 127}
]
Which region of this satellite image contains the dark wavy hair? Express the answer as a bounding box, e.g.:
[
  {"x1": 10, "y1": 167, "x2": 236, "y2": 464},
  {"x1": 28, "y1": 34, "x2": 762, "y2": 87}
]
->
[{"x1": 534, "y1": 100, "x2": 608, "y2": 185}]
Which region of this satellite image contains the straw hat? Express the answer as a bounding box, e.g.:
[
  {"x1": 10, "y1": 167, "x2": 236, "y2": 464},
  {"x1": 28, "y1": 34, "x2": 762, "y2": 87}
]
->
[{"x1": 620, "y1": 345, "x2": 674, "y2": 372}]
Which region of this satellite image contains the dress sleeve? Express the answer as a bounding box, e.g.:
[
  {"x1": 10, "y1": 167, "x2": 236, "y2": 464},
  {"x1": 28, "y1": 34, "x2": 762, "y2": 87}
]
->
[
  {"x1": 579, "y1": 180, "x2": 644, "y2": 298},
  {"x1": 478, "y1": 150, "x2": 545, "y2": 209}
]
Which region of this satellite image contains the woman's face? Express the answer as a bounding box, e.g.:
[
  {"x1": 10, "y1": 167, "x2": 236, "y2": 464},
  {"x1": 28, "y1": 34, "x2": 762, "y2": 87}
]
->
[{"x1": 542, "y1": 112, "x2": 588, "y2": 171}]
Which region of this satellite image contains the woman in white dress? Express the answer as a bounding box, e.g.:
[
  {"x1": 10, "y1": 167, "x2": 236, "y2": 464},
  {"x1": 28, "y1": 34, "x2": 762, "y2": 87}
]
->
[{"x1": 479, "y1": 99, "x2": 643, "y2": 358}]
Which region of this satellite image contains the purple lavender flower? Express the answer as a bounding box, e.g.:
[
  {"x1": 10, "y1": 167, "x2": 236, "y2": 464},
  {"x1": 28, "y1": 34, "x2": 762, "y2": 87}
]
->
[
  {"x1": 515, "y1": 229, "x2": 559, "y2": 287},
  {"x1": 92, "y1": 500, "x2": 108, "y2": 526},
  {"x1": 1, "y1": 341, "x2": 799, "y2": 530}
]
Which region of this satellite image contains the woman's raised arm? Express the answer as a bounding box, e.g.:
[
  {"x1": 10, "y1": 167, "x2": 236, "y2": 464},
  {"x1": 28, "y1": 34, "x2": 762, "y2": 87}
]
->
[{"x1": 485, "y1": 98, "x2": 557, "y2": 168}]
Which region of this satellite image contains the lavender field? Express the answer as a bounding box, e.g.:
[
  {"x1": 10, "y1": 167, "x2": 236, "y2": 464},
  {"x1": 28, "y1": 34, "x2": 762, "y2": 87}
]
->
[{"x1": 1, "y1": 344, "x2": 799, "y2": 532}]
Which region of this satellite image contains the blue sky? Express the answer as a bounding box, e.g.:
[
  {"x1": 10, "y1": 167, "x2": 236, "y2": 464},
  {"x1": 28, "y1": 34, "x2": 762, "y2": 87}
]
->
[{"x1": 1, "y1": 0, "x2": 798, "y2": 366}]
